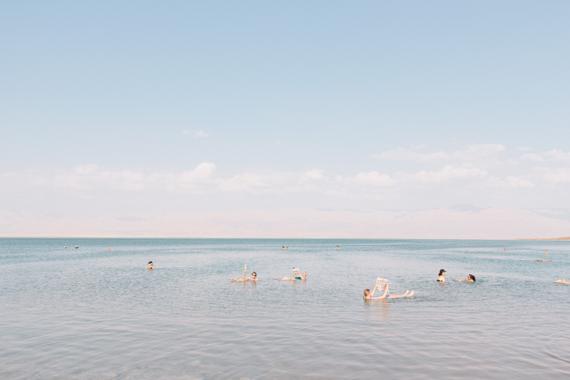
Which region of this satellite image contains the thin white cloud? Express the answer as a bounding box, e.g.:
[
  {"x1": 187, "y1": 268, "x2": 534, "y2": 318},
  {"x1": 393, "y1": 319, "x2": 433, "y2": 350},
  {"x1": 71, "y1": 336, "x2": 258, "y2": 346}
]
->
[
  {"x1": 50, "y1": 162, "x2": 216, "y2": 192},
  {"x1": 414, "y1": 165, "x2": 487, "y2": 183},
  {"x1": 175, "y1": 162, "x2": 216, "y2": 189},
  {"x1": 540, "y1": 168, "x2": 570, "y2": 184},
  {"x1": 521, "y1": 152, "x2": 544, "y2": 162},
  {"x1": 373, "y1": 144, "x2": 506, "y2": 163},
  {"x1": 194, "y1": 130, "x2": 209, "y2": 139},
  {"x1": 372, "y1": 147, "x2": 448, "y2": 162},
  {"x1": 303, "y1": 169, "x2": 325, "y2": 181},
  {"x1": 181, "y1": 162, "x2": 216, "y2": 180},
  {"x1": 218, "y1": 173, "x2": 269, "y2": 192},
  {"x1": 504, "y1": 176, "x2": 534, "y2": 188},
  {"x1": 182, "y1": 129, "x2": 209, "y2": 139},
  {"x1": 353, "y1": 171, "x2": 395, "y2": 186},
  {"x1": 521, "y1": 149, "x2": 570, "y2": 162},
  {"x1": 459, "y1": 144, "x2": 506, "y2": 157},
  {"x1": 54, "y1": 165, "x2": 146, "y2": 191}
]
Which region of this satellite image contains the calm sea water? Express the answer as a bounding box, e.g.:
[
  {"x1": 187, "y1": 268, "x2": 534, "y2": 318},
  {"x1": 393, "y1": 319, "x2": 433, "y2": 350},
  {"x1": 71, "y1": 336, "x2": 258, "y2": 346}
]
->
[{"x1": 0, "y1": 238, "x2": 569, "y2": 379}]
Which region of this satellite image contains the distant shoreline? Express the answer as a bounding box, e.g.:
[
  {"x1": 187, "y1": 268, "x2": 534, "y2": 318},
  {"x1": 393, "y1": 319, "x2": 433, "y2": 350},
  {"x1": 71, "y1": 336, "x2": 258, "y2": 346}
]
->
[
  {"x1": 521, "y1": 237, "x2": 570, "y2": 241},
  {"x1": 1, "y1": 236, "x2": 570, "y2": 241}
]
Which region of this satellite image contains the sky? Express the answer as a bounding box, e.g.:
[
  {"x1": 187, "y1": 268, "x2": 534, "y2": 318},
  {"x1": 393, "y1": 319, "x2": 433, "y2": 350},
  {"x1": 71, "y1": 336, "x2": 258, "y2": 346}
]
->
[{"x1": 1, "y1": 1, "x2": 570, "y2": 238}]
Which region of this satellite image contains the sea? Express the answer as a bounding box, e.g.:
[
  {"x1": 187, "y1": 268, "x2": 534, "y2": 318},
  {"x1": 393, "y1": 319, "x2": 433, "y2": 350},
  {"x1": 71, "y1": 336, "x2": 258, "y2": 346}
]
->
[{"x1": 0, "y1": 238, "x2": 569, "y2": 379}]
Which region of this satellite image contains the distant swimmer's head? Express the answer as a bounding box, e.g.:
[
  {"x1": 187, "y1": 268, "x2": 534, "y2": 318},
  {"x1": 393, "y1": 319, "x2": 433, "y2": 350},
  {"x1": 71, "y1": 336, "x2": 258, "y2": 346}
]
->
[
  {"x1": 467, "y1": 274, "x2": 476, "y2": 282},
  {"x1": 251, "y1": 272, "x2": 257, "y2": 279},
  {"x1": 148, "y1": 261, "x2": 153, "y2": 265},
  {"x1": 363, "y1": 288, "x2": 371, "y2": 299},
  {"x1": 437, "y1": 269, "x2": 446, "y2": 282}
]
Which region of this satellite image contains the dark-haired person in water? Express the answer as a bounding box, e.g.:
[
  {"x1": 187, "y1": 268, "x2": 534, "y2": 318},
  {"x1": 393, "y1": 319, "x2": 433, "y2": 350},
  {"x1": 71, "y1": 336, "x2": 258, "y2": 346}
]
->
[
  {"x1": 437, "y1": 269, "x2": 446, "y2": 283},
  {"x1": 458, "y1": 273, "x2": 477, "y2": 283},
  {"x1": 146, "y1": 261, "x2": 154, "y2": 270},
  {"x1": 232, "y1": 272, "x2": 258, "y2": 282}
]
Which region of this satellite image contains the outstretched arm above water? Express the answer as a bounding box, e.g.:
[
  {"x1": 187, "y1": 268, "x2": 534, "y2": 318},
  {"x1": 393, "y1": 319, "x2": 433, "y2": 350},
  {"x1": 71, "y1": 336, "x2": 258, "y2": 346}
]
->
[{"x1": 369, "y1": 283, "x2": 390, "y2": 300}]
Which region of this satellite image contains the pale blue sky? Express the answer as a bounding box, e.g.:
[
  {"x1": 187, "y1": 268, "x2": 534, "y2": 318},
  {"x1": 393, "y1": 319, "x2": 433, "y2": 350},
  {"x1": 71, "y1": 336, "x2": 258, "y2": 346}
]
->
[{"x1": 1, "y1": 1, "x2": 570, "y2": 237}]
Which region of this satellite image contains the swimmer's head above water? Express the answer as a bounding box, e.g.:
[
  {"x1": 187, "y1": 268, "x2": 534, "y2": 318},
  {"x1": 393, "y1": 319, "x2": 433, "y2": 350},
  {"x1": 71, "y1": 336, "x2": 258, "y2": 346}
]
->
[
  {"x1": 363, "y1": 288, "x2": 371, "y2": 300},
  {"x1": 466, "y1": 274, "x2": 476, "y2": 282},
  {"x1": 437, "y1": 269, "x2": 446, "y2": 282}
]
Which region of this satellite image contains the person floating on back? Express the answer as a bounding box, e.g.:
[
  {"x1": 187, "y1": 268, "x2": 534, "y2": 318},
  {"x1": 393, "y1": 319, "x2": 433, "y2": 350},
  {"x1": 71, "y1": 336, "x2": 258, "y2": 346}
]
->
[
  {"x1": 232, "y1": 264, "x2": 258, "y2": 283},
  {"x1": 555, "y1": 278, "x2": 569, "y2": 285},
  {"x1": 281, "y1": 266, "x2": 308, "y2": 281},
  {"x1": 232, "y1": 271, "x2": 257, "y2": 283},
  {"x1": 363, "y1": 278, "x2": 414, "y2": 301},
  {"x1": 437, "y1": 269, "x2": 446, "y2": 283}
]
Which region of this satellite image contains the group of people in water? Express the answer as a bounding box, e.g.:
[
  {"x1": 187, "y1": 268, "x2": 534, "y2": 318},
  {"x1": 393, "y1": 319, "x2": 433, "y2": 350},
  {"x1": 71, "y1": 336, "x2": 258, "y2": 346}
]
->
[
  {"x1": 227, "y1": 265, "x2": 479, "y2": 301},
  {"x1": 146, "y1": 253, "x2": 569, "y2": 296},
  {"x1": 436, "y1": 268, "x2": 476, "y2": 283},
  {"x1": 362, "y1": 269, "x2": 477, "y2": 301},
  {"x1": 230, "y1": 265, "x2": 307, "y2": 283}
]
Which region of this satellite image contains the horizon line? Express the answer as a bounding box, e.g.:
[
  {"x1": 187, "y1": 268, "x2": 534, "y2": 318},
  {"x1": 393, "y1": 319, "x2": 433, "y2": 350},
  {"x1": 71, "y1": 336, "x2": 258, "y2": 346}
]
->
[{"x1": 1, "y1": 235, "x2": 569, "y2": 241}]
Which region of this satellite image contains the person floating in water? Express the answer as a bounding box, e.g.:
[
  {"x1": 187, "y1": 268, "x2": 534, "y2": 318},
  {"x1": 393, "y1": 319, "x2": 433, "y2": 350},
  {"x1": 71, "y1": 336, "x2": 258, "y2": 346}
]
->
[
  {"x1": 555, "y1": 278, "x2": 569, "y2": 285},
  {"x1": 281, "y1": 266, "x2": 308, "y2": 281},
  {"x1": 146, "y1": 261, "x2": 154, "y2": 270},
  {"x1": 233, "y1": 271, "x2": 258, "y2": 283},
  {"x1": 232, "y1": 265, "x2": 258, "y2": 283},
  {"x1": 363, "y1": 278, "x2": 414, "y2": 301},
  {"x1": 437, "y1": 269, "x2": 447, "y2": 283}
]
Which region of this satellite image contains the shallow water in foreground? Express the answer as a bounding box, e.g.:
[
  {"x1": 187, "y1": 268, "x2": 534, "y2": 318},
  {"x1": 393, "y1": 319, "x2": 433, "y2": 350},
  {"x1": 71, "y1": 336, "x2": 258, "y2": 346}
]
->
[{"x1": 0, "y1": 238, "x2": 569, "y2": 379}]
